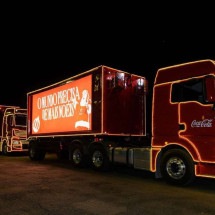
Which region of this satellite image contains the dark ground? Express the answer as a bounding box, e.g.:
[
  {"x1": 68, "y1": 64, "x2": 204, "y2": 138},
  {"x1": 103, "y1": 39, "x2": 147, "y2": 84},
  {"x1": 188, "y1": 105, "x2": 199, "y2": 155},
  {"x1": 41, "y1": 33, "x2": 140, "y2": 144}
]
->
[{"x1": 0, "y1": 153, "x2": 215, "y2": 215}]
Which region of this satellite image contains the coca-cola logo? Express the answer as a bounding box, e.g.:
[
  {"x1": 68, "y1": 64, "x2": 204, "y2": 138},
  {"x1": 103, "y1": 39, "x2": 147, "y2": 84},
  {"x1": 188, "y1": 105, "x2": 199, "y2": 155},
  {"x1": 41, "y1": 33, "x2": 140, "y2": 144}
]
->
[
  {"x1": 33, "y1": 116, "x2": 40, "y2": 133},
  {"x1": 191, "y1": 119, "x2": 213, "y2": 127}
]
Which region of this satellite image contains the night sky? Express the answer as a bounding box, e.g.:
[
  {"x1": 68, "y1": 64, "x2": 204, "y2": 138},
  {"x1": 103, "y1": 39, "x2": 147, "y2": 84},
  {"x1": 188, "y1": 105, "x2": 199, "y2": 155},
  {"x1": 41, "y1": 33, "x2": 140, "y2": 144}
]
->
[{"x1": 2, "y1": 4, "x2": 214, "y2": 108}]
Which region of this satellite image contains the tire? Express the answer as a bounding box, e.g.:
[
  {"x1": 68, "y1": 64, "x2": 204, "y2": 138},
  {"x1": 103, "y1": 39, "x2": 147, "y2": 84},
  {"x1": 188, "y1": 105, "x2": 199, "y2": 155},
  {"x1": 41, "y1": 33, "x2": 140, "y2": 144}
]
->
[
  {"x1": 69, "y1": 145, "x2": 85, "y2": 168},
  {"x1": 160, "y1": 149, "x2": 195, "y2": 186},
  {"x1": 2, "y1": 142, "x2": 8, "y2": 156},
  {"x1": 29, "y1": 143, "x2": 46, "y2": 161},
  {"x1": 90, "y1": 145, "x2": 109, "y2": 171}
]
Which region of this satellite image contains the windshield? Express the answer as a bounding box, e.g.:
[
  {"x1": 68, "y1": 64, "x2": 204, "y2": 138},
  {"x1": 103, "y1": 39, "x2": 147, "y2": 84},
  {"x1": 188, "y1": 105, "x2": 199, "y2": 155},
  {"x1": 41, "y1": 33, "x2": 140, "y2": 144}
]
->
[{"x1": 15, "y1": 114, "x2": 27, "y2": 126}]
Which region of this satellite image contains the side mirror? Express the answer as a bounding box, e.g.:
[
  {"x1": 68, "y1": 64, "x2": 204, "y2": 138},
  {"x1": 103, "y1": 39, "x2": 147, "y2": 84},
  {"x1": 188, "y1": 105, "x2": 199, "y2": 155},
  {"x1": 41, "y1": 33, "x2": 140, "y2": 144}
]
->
[{"x1": 205, "y1": 76, "x2": 215, "y2": 103}]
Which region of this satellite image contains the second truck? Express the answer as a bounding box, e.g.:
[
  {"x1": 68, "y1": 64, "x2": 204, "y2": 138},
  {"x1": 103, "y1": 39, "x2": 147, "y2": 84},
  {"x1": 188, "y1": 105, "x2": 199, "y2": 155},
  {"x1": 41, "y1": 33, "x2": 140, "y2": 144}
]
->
[
  {"x1": 27, "y1": 59, "x2": 215, "y2": 186},
  {"x1": 0, "y1": 105, "x2": 29, "y2": 155}
]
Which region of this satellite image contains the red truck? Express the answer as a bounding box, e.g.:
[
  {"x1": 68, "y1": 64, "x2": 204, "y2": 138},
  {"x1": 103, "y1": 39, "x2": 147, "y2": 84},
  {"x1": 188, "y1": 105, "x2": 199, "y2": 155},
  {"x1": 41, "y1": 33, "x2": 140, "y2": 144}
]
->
[
  {"x1": 27, "y1": 59, "x2": 215, "y2": 186},
  {"x1": 0, "y1": 105, "x2": 29, "y2": 155}
]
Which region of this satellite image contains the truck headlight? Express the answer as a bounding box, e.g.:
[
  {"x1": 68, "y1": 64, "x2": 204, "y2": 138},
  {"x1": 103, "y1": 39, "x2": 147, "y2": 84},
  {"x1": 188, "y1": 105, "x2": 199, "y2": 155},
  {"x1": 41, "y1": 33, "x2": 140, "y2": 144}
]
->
[{"x1": 12, "y1": 140, "x2": 20, "y2": 145}]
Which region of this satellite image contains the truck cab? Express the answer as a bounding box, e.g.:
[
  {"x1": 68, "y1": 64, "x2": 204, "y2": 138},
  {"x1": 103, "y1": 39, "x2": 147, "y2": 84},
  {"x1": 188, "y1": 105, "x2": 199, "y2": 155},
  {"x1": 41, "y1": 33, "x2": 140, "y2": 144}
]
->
[
  {"x1": 152, "y1": 59, "x2": 215, "y2": 184},
  {"x1": 0, "y1": 106, "x2": 29, "y2": 155}
]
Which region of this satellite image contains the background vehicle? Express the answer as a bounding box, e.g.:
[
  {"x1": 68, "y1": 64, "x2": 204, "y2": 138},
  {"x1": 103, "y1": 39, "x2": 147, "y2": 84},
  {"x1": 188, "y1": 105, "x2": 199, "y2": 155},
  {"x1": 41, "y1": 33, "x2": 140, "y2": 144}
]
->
[
  {"x1": 0, "y1": 105, "x2": 29, "y2": 155},
  {"x1": 27, "y1": 59, "x2": 215, "y2": 186}
]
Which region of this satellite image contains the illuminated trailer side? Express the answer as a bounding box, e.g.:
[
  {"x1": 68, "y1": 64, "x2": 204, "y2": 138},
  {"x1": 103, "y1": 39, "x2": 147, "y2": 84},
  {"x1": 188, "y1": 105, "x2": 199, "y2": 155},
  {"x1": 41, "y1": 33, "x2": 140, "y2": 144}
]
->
[{"x1": 27, "y1": 65, "x2": 148, "y2": 163}]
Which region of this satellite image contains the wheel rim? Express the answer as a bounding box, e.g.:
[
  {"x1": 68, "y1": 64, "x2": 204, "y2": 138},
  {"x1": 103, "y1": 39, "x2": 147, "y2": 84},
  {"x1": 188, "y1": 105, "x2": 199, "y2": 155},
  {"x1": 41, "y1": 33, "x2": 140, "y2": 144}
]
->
[
  {"x1": 166, "y1": 157, "x2": 186, "y2": 179},
  {"x1": 73, "y1": 149, "x2": 82, "y2": 164},
  {"x1": 92, "y1": 150, "x2": 103, "y2": 168}
]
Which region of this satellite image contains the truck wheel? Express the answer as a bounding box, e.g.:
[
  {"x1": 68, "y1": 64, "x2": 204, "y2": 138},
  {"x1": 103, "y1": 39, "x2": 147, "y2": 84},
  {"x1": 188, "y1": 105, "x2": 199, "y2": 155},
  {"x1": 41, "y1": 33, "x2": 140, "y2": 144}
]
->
[
  {"x1": 29, "y1": 143, "x2": 45, "y2": 161},
  {"x1": 69, "y1": 145, "x2": 85, "y2": 168},
  {"x1": 160, "y1": 149, "x2": 195, "y2": 186},
  {"x1": 2, "y1": 143, "x2": 8, "y2": 156},
  {"x1": 90, "y1": 146, "x2": 109, "y2": 171}
]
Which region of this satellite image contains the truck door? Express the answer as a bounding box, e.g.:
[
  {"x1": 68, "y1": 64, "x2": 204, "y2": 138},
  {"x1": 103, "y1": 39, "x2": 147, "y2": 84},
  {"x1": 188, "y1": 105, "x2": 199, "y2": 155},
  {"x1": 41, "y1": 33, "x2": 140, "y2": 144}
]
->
[
  {"x1": 171, "y1": 77, "x2": 215, "y2": 162},
  {"x1": 6, "y1": 115, "x2": 13, "y2": 137}
]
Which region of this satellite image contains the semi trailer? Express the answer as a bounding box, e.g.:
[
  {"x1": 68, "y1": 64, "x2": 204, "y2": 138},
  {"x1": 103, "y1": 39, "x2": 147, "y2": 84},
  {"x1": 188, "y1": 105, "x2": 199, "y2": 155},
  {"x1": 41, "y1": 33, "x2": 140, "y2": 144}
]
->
[{"x1": 27, "y1": 59, "x2": 215, "y2": 186}]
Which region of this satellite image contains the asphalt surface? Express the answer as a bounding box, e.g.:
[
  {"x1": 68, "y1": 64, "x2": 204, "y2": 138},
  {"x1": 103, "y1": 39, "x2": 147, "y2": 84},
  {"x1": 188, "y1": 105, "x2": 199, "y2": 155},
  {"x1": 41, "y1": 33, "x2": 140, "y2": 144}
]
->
[{"x1": 0, "y1": 153, "x2": 215, "y2": 215}]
